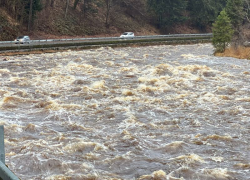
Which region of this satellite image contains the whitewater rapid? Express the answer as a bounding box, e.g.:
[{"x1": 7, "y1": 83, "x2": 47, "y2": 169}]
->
[{"x1": 0, "y1": 43, "x2": 249, "y2": 180}]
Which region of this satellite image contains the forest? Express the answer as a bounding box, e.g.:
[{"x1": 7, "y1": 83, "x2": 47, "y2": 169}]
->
[{"x1": 0, "y1": 0, "x2": 249, "y2": 45}]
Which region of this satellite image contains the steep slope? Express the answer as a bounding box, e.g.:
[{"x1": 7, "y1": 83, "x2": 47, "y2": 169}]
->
[
  {"x1": 28, "y1": 0, "x2": 161, "y2": 39},
  {"x1": 0, "y1": 8, "x2": 21, "y2": 40},
  {"x1": 0, "y1": 0, "x2": 200, "y2": 40}
]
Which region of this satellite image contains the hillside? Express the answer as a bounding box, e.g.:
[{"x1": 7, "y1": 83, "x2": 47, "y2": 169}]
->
[
  {"x1": 0, "y1": 8, "x2": 21, "y2": 40},
  {"x1": 0, "y1": 0, "x2": 206, "y2": 41},
  {"x1": 0, "y1": 0, "x2": 249, "y2": 44}
]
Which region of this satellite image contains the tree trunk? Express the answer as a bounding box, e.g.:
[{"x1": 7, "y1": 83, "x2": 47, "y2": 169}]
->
[
  {"x1": 82, "y1": 0, "x2": 86, "y2": 18},
  {"x1": 65, "y1": 0, "x2": 69, "y2": 18},
  {"x1": 19, "y1": 3, "x2": 25, "y2": 24},
  {"x1": 45, "y1": 0, "x2": 50, "y2": 8},
  {"x1": 51, "y1": 0, "x2": 55, "y2": 7},
  {"x1": 74, "y1": 0, "x2": 81, "y2": 9},
  {"x1": 105, "y1": 0, "x2": 112, "y2": 28},
  {"x1": 28, "y1": 0, "x2": 33, "y2": 31}
]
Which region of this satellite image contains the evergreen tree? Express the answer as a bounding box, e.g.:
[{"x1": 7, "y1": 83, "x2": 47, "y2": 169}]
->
[
  {"x1": 147, "y1": 0, "x2": 187, "y2": 31},
  {"x1": 212, "y1": 10, "x2": 234, "y2": 52},
  {"x1": 188, "y1": 0, "x2": 227, "y2": 30},
  {"x1": 243, "y1": 0, "x2": 250, "y2": 22},
  {"x1": 225, "y1": 0, "x2": 246, "y2": 46},
  {"x1": 25, "y1": 0, "x2": 42, "y2": 30},
  {"x1": 225, "y1": 0, "x2": 244, "y2": 28},
  {"x1": 244, "y1": 0, "x2": 250, "y2": 21}
]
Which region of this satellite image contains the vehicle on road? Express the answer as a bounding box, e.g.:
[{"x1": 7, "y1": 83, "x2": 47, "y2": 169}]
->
[
  {"x1": 14, "y1": 36, "x2": 31, "y2": 44},
  {"x1": 120, "y1": 32, "x2": 134, "y2": 39}
]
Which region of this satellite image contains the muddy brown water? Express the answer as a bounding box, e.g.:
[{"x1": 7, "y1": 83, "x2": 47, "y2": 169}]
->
[{"x1": 0, "y1": 44, "x2": 249, "y2": 180}]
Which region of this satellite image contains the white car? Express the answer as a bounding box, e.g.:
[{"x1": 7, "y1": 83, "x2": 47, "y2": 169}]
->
[
  {"x1": 120, "y1": 32, "x2": 135, "y2": 39},
  {"x1": 14, "y1": 36, "x2": 31, "y2": 44}
]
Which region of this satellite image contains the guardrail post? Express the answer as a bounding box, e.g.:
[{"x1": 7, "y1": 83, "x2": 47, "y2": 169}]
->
[
  {"x1": 0, "y1": 125, "x2": 4, "y2": 164},
  {"x1": 0, "y1": 125, "x2": 20, "y2": 180}
]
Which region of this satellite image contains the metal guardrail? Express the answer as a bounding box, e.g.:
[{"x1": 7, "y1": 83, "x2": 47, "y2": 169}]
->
[
  {"x1": 0, "y1": 33, "x2": 213, "y2": 44},
  {"x1": 0, "y1": 33, "x2": 213, "y2": 53},
  {"x1": 0, "y1": 126, "x2": 20, "y2": 180}
]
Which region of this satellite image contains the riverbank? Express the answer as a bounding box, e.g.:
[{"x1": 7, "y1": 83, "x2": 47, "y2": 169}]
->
[{"x1": 215, "y1": 46, "x2": 250, "y2": 60}]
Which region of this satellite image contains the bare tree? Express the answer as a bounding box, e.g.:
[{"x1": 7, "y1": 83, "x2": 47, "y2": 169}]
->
[
  {"x1": 74, "y1": 0, "x2": 81, "y2": 9},
  {"x1": 81, "y1": 0, "x2": 92, "y2": 18},
  {"x1": 65, "y1": 0, "x2": 69, "y2": 18},
  {"x1": 51, "y1": 0, "x2": 55, "y2": 7},
  {"x1": 28, "y1": 0, "x2": 33, "y2": 31},
  {"x1": 105, "y1": 0, "x2": 113, "y2": 28},
  {"x1": 45, "y1": 0, "x2": 50, "y2": 8}
]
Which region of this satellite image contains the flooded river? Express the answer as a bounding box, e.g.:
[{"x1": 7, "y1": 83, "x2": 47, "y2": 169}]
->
[{"x1": 0, "y1": 44, "x2": 249, "y2": 180}]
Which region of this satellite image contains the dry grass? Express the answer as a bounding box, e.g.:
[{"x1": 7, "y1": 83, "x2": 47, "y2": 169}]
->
[{"x1": 215, "y1": 46, "x2": 250, "y2": 60}]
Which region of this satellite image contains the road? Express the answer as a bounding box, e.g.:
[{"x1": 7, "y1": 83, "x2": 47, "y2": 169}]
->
[
  {"x1": 0, "y1": 33, "x2": 213, "y2": 53},
  {"x1": 0, "y1": 34, "x2": 212, "y2": 46}
]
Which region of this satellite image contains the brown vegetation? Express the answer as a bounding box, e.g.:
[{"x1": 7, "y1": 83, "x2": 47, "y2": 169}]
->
[
  {"x1": 214, "y1": 23, "x2": 250, "y2": 60},
  {"x1": 215, "y1": 46, "x2": 250, "y2": 60}
]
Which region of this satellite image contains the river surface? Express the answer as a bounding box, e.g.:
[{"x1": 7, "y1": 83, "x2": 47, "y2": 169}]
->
[{"x1": 0, "y1": 44, "x2": 249, "y2": 180}]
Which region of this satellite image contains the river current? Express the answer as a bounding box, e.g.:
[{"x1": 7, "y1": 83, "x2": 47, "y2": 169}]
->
[{"x1": 0, "y1": 43, "x2": 249, "y2": 180}]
